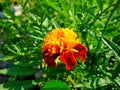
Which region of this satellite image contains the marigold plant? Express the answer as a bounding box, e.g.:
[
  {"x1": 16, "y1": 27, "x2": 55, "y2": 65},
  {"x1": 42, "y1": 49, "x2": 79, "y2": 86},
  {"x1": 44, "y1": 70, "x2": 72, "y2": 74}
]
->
[{"x1": 42, "y1": 28, "x2": 87, "y2": 70}]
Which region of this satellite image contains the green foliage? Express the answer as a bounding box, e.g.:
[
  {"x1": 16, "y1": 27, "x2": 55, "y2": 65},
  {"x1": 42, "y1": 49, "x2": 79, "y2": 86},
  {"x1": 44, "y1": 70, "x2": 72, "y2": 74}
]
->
[
  {"x1": 0, "y1": 80, "x2": 36, "y2": 90},
  {"x1": 102, "y1": 37, "x2": 120, "y2": 61},
  {"x1": 0, "y1": 67, "x2": 40, "y2": 76},
  {"x1": 42, "y1": 80, "x2": 70, "y2": 90},
  {"x1": 0, "y1": 0, "x2": 120, "y2": 90}
]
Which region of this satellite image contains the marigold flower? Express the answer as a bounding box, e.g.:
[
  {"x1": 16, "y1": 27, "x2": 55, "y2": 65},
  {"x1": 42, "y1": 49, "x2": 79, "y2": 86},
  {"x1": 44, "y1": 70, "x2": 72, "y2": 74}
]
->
[{"x1": 42, "y1": 28, "x2": 86, "y2": 70}]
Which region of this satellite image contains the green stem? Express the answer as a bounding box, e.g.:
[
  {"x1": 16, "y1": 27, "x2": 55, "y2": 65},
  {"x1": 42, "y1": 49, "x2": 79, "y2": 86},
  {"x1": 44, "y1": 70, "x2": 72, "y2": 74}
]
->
[
  {"x1": 89, "y1": 4, "x2": 113, "y2": 29},
  {"x1": 95, "y1": 0, "x2": 120, "y2": 52},
  {"x1": 86, "y1": 3, "x2": 113, "y2": 52},
  {"x1": 102, "y1": 0, "x2": 120, "y2": 35}
]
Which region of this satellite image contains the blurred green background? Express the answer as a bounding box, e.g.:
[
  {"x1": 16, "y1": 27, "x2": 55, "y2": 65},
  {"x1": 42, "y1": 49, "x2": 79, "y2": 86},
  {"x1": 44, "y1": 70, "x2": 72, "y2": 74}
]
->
[{"x1": 0, "y1": 0, "x2": 120, "y2": 90}]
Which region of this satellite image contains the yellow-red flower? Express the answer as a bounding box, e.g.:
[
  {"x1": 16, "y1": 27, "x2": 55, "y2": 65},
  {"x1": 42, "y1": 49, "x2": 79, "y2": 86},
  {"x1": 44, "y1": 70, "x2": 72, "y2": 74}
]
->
[{"x1": 42, "y1": 28, "x2": 86, "y2": 70}]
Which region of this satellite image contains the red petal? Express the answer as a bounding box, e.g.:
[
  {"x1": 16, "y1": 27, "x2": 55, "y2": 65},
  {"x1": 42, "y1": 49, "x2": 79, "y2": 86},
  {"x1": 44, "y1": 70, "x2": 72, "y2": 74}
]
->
[
  {"x1": 60, "y1": 51, "x2": 77, "y2": 70},
  {"x1": 74, "y1": 44, "x2": 86, "y2": 62},
  {"x1": 43, "y1": 50, "x2": 59, "y2": 67}
]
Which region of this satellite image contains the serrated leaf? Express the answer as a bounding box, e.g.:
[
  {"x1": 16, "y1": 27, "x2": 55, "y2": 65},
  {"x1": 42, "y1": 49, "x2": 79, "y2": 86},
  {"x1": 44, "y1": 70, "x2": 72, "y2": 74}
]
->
[
  {"x1": 102, "y1": 37, "x2": 120, "y2": 61},
  {"x1": 74, "y1": 77, "x2": 112, "y2": 89},
  {"x1": 0, "y1": 67, "x2": 40, "y2": 76},
  {"x1": 97, "y1": 78, "x2": 112, "y2": 87},
  {"x1": 42, "y1": 80, "x2": 70, "y2": 90},
  {"x1": 1, "y1": 80, "x2": 36, "y2": 90}
]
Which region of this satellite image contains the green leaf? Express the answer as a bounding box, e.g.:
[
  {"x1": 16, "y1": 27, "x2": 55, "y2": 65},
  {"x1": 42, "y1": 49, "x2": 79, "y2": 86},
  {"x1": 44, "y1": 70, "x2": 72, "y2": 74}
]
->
[
  {"x1": 42, "y1": 17, "x2": 49, "y2": 27},
  {"x1": 96, "y1": 0, "x2": 103, "y2": 11},
  {"x1": 1, "y1": 80, "x2": 36, "y2": 90},
  {"x1": 5, "y1": 45, "x2": 17, "y2": 54},
  {"x1": 113, "y1": 34, "x2": 120, "y2": 45},
  {"x1": 112, "y1": 63, "x2": 120, "y2": 79},
  {"x1": 29, "y1": 34, "x2": 43, "y2": 40},
  {"x1": 42, "y1": 80, "x2": 70, "y2": 90},
  {"x1": 102, "y1": 37, "x2": 120, "y2": 61},
  {"x1": 59, "y1": 0, "x2": 69, "y2": 15},
  {"x1": 0, "y1": 84, "x2": 8, "y2": 90},
  {"x1": 0, "y1": 67, "x2": 40, "y2": 76},
  {"x1": 115, "y1": 76, "x2": 120, "y2": 87},
  {"x1": 74, "y1": 77, "x2": 112, "y2": 89},
  {"x1": 13, "y1": 60, "x2": 41, "y2": 67},
  {"x1": 0, "y1": 55, "x2": 15, "y2": 61},
  {"x1": 46, "y1": 64, "x2": 67, "y2": 75},
  {"x1": 45, "y1": 1, "x2": 68, "y2": 16}
]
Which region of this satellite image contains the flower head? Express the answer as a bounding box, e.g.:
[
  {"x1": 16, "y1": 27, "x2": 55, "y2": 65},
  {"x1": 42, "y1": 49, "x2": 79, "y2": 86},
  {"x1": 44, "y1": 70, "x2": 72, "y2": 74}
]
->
[{"x1": 42, "y1": 28, "x2": 86, "y2": 70}]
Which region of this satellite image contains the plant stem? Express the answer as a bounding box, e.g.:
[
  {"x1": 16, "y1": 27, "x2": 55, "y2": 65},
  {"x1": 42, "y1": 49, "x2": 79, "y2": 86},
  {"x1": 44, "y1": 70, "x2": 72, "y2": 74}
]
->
[{"x1": 95, "y1": 0, "x2": 120, "y2": 52}]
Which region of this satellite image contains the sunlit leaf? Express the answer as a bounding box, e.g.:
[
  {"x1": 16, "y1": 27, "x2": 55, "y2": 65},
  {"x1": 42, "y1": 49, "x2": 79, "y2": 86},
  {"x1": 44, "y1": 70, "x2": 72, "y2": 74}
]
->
[
  {"x1": 102, "y1": 37, "x2": 120, "y2": 61},
  {"x1": 42, "y1": 17, "x2": 49, "y2": 27},
  {"x1": 0, "y1": 84, "x2": 8, "y2": 90},
  {"x1": 75, "y1": 77, "x2": 112, "y2": 89},
  {"x1": 29, "y1": 34, "x2": 43, "y2": 40},
  {"x1": 115, "y1": 76, "x2": 120, "y2": 87},
  {"x1": 0, "y1": 55, "x2": 15, "y2": 61}
]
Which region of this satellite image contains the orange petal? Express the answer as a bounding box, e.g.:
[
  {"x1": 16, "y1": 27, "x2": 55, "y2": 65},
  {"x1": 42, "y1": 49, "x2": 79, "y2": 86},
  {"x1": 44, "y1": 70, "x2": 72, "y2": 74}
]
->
[
  {"x1": 60, "y1": 51, "x2": 77, "y2": 70},
  {"x1": 74, "y1": 44, "x2": 86, "y2": 62}
]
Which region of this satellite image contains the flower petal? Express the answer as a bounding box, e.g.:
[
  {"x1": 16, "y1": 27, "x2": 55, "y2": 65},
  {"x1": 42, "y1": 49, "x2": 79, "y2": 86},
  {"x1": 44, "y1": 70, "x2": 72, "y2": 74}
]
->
[
  {"x1": 74, "y1": 44, "x2": 86, "y2": 62},
  {"x1": 60, "y1": 51, "x2": 77, "y2": 70},
  {"x1": 43, "y1": 50, "x2": 59, "y2": 67}
]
